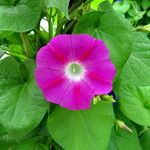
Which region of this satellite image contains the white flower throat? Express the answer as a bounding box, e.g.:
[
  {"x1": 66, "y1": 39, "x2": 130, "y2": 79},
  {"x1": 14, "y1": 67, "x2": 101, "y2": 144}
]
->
[{"x1": 65, "y1": 61, "x2": 86, "y2": 81}]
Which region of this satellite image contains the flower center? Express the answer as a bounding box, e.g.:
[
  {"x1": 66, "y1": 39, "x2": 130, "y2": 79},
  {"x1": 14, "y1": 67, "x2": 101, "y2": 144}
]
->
[{"x1": 65, "y1": 62, "x2": 85, "y2": 81}]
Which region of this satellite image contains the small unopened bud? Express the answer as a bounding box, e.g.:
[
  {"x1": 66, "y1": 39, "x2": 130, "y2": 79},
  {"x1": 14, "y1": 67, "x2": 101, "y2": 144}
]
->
[
  {"x1": 116, "y1": 120, "x2": 133, "y2": 133},
  {"x1": 135, "y1": 24, "x2": 150, "y2": 32},
  {"x1": 93, "y1": 95, "x2": 101, "y2": 105},
  {"x1": 100, "y1": 94, "x2": 116, "y2": 103},
  {"x1": 142, "y1": 24, "x2": 150, "y2": 32}
]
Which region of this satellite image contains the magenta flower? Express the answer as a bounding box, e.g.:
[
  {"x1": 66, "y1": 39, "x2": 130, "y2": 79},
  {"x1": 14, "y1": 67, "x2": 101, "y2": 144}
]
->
[{"x1": 35, "y1": 34, "x2": 116, "y2": 110}]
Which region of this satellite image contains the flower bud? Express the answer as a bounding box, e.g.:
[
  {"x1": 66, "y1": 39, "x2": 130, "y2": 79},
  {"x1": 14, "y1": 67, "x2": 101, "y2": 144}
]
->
[{"x1": 116, "y1": 120, "x2": 133, "y2": 133}]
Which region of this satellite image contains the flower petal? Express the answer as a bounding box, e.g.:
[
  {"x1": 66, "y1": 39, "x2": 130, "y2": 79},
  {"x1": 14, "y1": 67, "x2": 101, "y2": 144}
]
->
[
  {"x1": 35, "y1": 68, "x2": 70, "y2": 104},
  {"x1": 60, "y1": 81, "x2": 93, "y2": 110},
  {"x1": 43, "y1": 79, "x2": 70, "y2": 104},
  {"x1": 48, "y1": 34, "x2": 73, "y2": 61},
  {"x1": 85, "y1": 71, "x2": 113, "y2": 95},
  {"x1": 69, "y1": 34, "x2": 95, "y2": 60},
  {"x1": 87, "y1": 59, "x2": 116, "y2": 81},
  {"x1": 80, "y1": 39, "x2": 110, "y2": 65},
  {"x1": 36, "y1": 46, "x2": 66, "y2": 69},
  {"x1": 35, "y1": 68, "x2": 64, "y2": 89},
  {"x1": 69, "y1": 34, "x2": 109, "y2": 64}
]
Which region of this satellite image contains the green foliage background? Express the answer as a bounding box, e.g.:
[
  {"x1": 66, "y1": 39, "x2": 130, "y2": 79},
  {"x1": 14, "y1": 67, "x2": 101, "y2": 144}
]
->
[{"x1": 0, "y1": 0, "x2": 150, "y2": 150}]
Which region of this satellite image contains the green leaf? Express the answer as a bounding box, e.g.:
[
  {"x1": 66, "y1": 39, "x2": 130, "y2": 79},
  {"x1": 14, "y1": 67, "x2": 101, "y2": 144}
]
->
[
  {"x1": 113, "y1": 0, "x2": 130, "y2": 14},
  {"x1": 115, "y1": 32, "x2": 150, "y2": 126},
  {"x1": 0, "y1": 137, "x2": 48, "y2": 150},
  {"x1": 140, "y1": 130, "x2": 150, "y2": 150},
  {"x1": 0, "y1": 57, "x2": 48, "y2": 139},
  {"x1": 45, "y1": 0, "x2": 70, "y2": 19},
  {"x1": 0, "y1": 124, "x2": 6, "y2": 136},
  {"x1": 108, "y1": 108, "x2": 142, "y2": 150},
  {"x1": 108, "y1": 108, "x2": 141, "y2": 150},
  {"x1": 47, "y1": 102, "x2": 114, "y2": 150},
  {"x1": 108, "y1": 123, "x2": 141, "y2": 150},
  {"x1": 12, "y1": 138, "x2": 48, "y2": 150},
  {"x1": 91, "y1": 0, "x2": 113, "y2": 10},
  {"x1": 142, "y1": 0, "x2": 150, "y2": 10},
  {"x1": 147, "y1": 10, "x2": 150, "y2": 17},
  {"x1": 0, "y1": 32, "x2": 22, "y2": 45},
  {"x1": 128, "y1": 1, "x2": 146, "y2": 22},
  {"x1": 0, "y1": 0, "x2": 41, "y2": 32},
  {"x1": 119, "y1": 84, "x2": 150, "y2": 126},
  {"x1": 74, "y1": 1, "x2": 132, "y2": 79},
  {"x1": 116, "y1": 32, "x2": 150, "y2": 87}
]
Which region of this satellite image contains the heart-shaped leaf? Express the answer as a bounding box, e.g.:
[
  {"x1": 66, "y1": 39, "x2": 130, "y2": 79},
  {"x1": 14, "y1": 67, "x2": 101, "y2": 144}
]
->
[{"x1": 0, "y1": 57, "x2": 48, "y2": 139}]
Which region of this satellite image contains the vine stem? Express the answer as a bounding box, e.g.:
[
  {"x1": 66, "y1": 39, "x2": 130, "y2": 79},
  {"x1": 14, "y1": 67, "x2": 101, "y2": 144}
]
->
[
  {"x1": 20, "y1": 33, "x2": 31, "y2": 58},
  {"x1": 48, "y1": 8, "x2": 53, "y2": 39},
  {"x1": 56, "y1": 12, "x2": 62, "y2": 35},
  {"x1": 0, "y1": 46, "x2": 27, "y2": 59},
  {"x1": 35, "y1": 21, "x2": 41, "y2": 50},
  {"x1": 55, "y1": 0, "x2": 92, "y2": 35}
]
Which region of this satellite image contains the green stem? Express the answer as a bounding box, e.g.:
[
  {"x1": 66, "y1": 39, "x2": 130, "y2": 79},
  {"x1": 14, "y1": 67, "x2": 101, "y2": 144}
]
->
[
  {"x1": 48, "y1": 8, "x2": 53, "y2": 39},
  {"x1": 20, "y1": 33, "x2": 31, "y2": 57},
  {"x1": 64, "y1": 19, "x2": 76, "y2": 33},
  {"x1": 6, "y1": 51, "x2": 27, "y2": 60},
  {"x1": 69, "y1": 0, "x2": 83, "y2": 13},
  {"x1": 56, "y1": 12, "x2": 62, "y2": 35},
  {"x1": 51, "y1": 8, "x2": 58, "y2": 18},
  {"x1": 0, "y1": 46, "x2": 27, "y2": 60},
  {"x1": 54, "y1": 0, "x2": 92, "y2": 35},
  {"x1": 40, "y1": 26, "x2": 47, "y2": 32},
  {"x1": 35, "y1": 21, "x2": 41, "y2": 50}
]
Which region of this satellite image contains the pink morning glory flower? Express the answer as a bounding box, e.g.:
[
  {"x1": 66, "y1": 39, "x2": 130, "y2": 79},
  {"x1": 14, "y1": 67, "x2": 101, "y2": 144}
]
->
[{"x1": 35, "y1": 34, "x2": 116, "y2": 110}]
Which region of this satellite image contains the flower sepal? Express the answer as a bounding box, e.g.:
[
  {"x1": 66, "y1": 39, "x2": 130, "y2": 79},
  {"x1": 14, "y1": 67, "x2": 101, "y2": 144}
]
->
[{"x1": 101, "y1": 94, "x2": 116, "y2": 103}]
